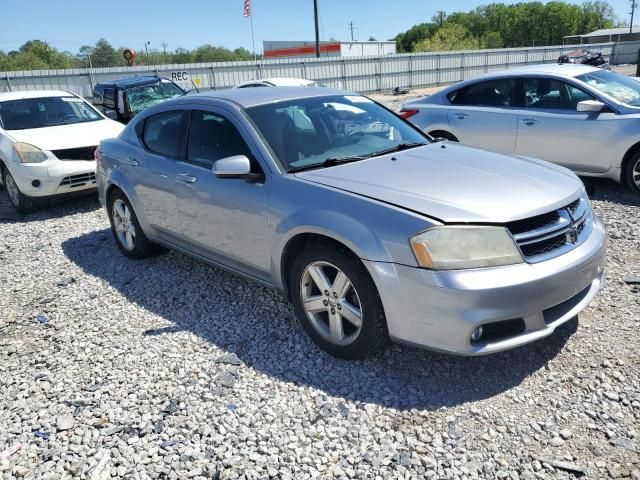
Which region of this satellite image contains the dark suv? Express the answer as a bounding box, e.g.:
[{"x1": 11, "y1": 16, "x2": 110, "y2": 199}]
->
[{"x1": 93, "y1": 76, "x2": 186, "y2": 124}]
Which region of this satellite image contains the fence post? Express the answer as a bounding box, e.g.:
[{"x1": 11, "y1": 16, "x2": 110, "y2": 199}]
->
[
  {"x1": 408, "y1": 55, "x2": 413, "y2": 89},
  {"x1": 461, "y1": 52, "x2": 465, "y2": 81},
  {"x1": 377, "y1": 56, "x2": 383, "y2": 92},
  {"x1": 437, "y1": 54, "x2": 441, "y2": 86},
  {"x1": 342, "y1": 58, "x2": 347, "y2": 90},
  {"x1": 301, "y1": 61, "x2": 306, "y2": 79},
  {"x1": 210, "y1": 65, "x2": 216, "y2": 90},
  {"x1": 485, "y1": 51, "x2": 489, "y2": 73},
  {"x1": 3, "y1": 75, "x2": 12, "y2": 91}
]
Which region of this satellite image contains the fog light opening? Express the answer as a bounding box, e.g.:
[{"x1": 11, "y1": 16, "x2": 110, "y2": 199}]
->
[
  {"x1": 471, "y1": 326, "x2": 484, "y2": 343},
  {"x1": 31, "y1": 179, "x2": 41, "y2": 188}
]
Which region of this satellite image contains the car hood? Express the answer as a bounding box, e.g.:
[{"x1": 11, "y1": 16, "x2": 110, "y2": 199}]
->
[
  {"x1": 6, "y1": 119, "x2": 124, "y2": 151},
  {"x1": 294, "y1": 143, "x2": 583, "y2": 223}
]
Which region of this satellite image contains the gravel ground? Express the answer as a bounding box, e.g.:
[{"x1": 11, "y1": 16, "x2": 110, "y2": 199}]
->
[{"x1": 1, "y1": 133, "x2": 639, "y2": 479}]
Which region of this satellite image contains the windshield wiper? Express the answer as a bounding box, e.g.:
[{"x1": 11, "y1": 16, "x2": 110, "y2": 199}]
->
[
  {"x1": 288, "y1": 155, "x2": 367, "y2": 173},
  {"x1": 367, "y1": 141, "x2": 429, "y2": 158}
]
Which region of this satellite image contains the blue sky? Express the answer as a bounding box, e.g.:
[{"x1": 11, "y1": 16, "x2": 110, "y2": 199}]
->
[{"x1": 0, "y1": 0, "x2": 633, "y2": 54}]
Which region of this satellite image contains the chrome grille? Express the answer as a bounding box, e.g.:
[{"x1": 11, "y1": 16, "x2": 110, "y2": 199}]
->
[
  {"x1": 59, "y1": 172, "x2": 96, "y2": 189},
  {"x1": 506, "y1": 197, "x2": 591, "y2": 262}
]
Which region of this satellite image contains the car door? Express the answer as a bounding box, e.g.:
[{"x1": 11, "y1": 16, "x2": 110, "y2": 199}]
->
[
  {"x1": 447, "y1": 77, "x2": 518, "y2": 152},
  {"x1": 174, "y1": 108, "x2": 271, "y2": 281},
  {"x1": 515, "y1": 76, "x2": 618, "y2": 173},
  {"x1": 128, "y1": 109, "x2": 186, "y2": 240}
]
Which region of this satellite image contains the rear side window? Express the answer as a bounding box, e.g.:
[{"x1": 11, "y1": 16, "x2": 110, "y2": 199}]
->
[
  {"x1": 103, "y1": 88, "x2": 116, "y2": 109},
  {"x1": 142, "y1": 110, "x2": 186, "y2": 158},
  {"x1": 448, "y1": 79, "x2": 516, "y2": 107},
  {"x1": 186, "y1": 110, "x2": 251, "y2": 167}
]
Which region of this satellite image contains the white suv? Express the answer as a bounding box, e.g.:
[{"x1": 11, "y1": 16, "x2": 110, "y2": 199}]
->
[{"x1": 0, "y1": 90, "x2": 124, "y2": 212}]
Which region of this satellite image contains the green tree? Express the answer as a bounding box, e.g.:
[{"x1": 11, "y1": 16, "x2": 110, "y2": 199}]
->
[
  {"x1": 414, "y1": 24, "x2": 480, "y2": 51},
  {"x1": 91, "y1": 38, "x2": 120, "y2": 67},
  {"x1": 394, "y1": 22, "x2": 438, "y2": 52},
  {"x1": 481, "y1": 31, "x2": 504, "y2": 48}
]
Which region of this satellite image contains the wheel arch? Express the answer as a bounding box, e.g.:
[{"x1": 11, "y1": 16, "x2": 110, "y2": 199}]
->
[
  {"x1": 279, "y1": 232, "x2": 362, "y2": 301},
  {"x1": 621, "y1": 140, "x2": 640, "y2": 187},
  {"x1": 428, "y1": 129, "x2": 459, "y2": 142}
]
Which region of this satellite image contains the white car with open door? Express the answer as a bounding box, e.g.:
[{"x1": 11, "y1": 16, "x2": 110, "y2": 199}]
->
[{"x1": 0, "y1": 90, "x2": 124, "y2": 212}]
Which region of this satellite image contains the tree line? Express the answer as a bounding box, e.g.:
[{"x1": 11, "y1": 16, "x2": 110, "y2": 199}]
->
[
  {"x1": 0, "y1": 39, "x2": 256, "y2": 72},
  {"x1": 394, "y1": 1, "x2": 618, "y2": 52}
]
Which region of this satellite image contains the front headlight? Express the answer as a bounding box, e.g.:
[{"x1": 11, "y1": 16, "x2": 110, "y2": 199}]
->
[
  {"x1": 13, "y1": 143, "x2": 48, "y2": 163},
  {"x1": 410, "y1": 226, "x2": 524, "y2": 270}
]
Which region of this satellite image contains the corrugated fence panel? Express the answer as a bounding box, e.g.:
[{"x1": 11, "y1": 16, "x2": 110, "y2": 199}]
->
[{"x1": 1, "y1": 41, "x2": 636, "y2": 96}]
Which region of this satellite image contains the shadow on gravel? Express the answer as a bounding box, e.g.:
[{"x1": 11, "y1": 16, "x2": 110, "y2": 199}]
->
[
  {"x1": 583, "y1": 177, "x2": 640, "y2": 207},
  {"x1": 0, "y1": 189, "x2": 100, "y2": 224},
  {"x1": 64, "y1": 229, "x2": 579, "y2": 410}
]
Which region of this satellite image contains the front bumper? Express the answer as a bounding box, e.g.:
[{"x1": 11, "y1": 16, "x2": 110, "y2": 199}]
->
[
  {"x1": 8, "y1": 159, "x2": 97, "y2": 198},
  {"x1": 364, "y1": 215, "x2": 606, "y2": 355}
]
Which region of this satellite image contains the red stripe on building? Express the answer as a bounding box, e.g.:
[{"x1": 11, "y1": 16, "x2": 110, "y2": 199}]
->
[{"x1": 264, "y1": 43, "x2": 341, "y2": 58}]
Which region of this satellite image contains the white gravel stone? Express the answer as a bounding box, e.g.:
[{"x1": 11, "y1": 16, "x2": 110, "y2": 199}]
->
[{"x1": 0, "y1": 160, "x2": 639, "y2": 479}]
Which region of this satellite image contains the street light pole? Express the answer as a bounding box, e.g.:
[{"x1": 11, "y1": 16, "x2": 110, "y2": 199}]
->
[
  {"x1": 314, "y1": 0, "x2": 320, "y2": 58},
  {"x1": 145, "y1": 41, "x2": 151, "y2": 64}
]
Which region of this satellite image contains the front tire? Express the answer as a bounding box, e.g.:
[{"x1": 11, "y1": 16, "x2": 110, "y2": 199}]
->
[
  {"x1": 3, "y1": 169, "x2": 36, "y2": 213},
  {"x1": 108, "y1": 190, "x2": 160, "y2": 258},
  {"x1": 289, "y1": 243, "x2": 388, "y2": 359},
  {"x1": 624, "y1": 152, "x2": 640, "y2": 195}
]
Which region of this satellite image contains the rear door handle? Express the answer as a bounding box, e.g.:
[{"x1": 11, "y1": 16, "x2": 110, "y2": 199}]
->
[
  {"x1": 453, "y1": 113, "x2": 469, "y2": 119},
  {"x1": 124, "y1": 157, "x2": 138, "y2": 166},
  {"x1": 176, "y1": 173, "x2": 197, "y2": 184},
  {"x1": 521, "y1": 118, "x2": 540, "y2": 125}
]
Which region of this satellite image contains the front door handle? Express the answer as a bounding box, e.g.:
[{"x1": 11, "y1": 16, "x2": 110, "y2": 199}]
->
[
  {"x1": 124, "y1": 157, "x2": 138, "y2": 166},
  {"x1": 521, "y1": 118, "x2": 540, "y2": 125},
  {"x1": 453, "y1": 113, "x2": 469, "y2": 119},
  {"x1": 176, "y1": 173, "x2": 197, "y2": 184}
]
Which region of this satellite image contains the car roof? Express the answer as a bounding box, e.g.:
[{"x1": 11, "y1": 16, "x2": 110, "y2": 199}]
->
[
  {"x1": 0, "y1": 90, "x2": 75, "y2": 102},
  {"x1": 472, "y1": 63, "x2": 602, "y2": 81},
  {"x1": 185, "y1": 86, "x2": 353, "y2": 108},
  {"x1": 95, "y1": 76, "x2": 163, "y2": 89}
]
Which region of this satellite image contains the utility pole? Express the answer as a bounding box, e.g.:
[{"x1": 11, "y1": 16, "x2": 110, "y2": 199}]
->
[
  {"x1": 313, "y1": 0, "x2": 320, "y2": 58},
  {"x1": 631, "y1": 0, "x2": 638, "y2": 34},
  {"x1": 349, "y1": 21, "x2": 355, "y2": 41},
  {"x1": 145, "y1": 41, "x2": 151, "y2": 65},
  {"x1": 161, "y1": 42, "x2": 168, "y2": 64}
]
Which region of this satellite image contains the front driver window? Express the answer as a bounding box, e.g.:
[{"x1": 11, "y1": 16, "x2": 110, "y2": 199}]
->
[
  {"x1": 524, "y1": 78, "x2": 595, "y2": 110},
  {"x1": 187, "y1": 110, "x2": 253, "y2": 168}
]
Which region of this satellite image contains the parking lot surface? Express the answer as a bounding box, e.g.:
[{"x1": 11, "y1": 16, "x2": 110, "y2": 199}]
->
[{"x1": 1, "y1": 166, "x2": 639, "y2": 477}]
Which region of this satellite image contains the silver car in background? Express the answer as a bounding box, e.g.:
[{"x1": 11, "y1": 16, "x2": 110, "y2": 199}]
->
[
  {"x1": 97, "y1": 87, "x2": 606, "y2": 359},
  {"x1": 401, "y1": 64, "x2": 640, "y2": 195}
]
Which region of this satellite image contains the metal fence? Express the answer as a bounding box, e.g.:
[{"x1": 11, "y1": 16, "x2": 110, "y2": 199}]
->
[{"x1": 1, "y1": 41, "x2": 635, "y2": 98}]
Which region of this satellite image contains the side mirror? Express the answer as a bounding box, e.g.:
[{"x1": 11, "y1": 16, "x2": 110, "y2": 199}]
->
[
  {"x1": 213, "y1": 155, "x2": 252, "y2": 178},
  {"x1": 577, "y1": 100, "x2": 605, "y2": 112}
]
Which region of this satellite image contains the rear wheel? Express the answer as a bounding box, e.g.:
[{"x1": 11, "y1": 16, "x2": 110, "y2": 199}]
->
[
  {"x1": 3, "y1": 169, "x2": 36, "y2": 213},
  {"x1": 624, "y1": 151, "x2": 640, "y2": 195},
  {"x1": 289, "y1": 243, "x2": 388, "y2": 359},
  {"x1": 108, "y1": 190, "x2": 161, "y2": 258}
]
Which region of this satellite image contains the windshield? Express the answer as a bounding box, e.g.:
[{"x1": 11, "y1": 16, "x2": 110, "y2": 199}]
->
[
  {"x1": 577, "y1": 70, "x2": 640, "y2": 107},
  {"x1": 0, "y1": 96, "x2": 102, "y2": 130},
  {"x1": 126, "y1": 80, "x2": 184, "y2": 115},
  {"x1": 245, "y1": 94, "x2": 429, "y2": 171}
]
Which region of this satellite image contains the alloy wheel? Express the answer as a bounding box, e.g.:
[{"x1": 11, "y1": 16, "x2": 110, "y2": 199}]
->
[
  {"x1": 633, "y1": 158, "x2": 640, "y2": 189},
  {"x1": 5, "y1": 173, "x2": 20, "y2": 207},
  {"x1": 300, "y1": 261, "x2": 363, "y2": 346},
  {"x1": 112, "y1": 199, "x2": 136, "y2": 251}
]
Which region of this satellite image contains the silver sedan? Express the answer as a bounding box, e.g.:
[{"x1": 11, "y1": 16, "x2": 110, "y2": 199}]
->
[
  {"x1": 96, "y1": 87, "x2": 606, "y2": 358},
  {"x1": 401, "y1": 64, "x2": 640, "y2": 195}
]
